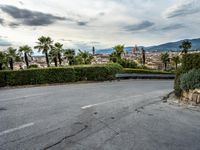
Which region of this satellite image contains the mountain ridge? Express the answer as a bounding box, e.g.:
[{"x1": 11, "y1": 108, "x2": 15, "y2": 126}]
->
[{"x1": 96, "y1": 38, "x2": 200, "y2": 54}]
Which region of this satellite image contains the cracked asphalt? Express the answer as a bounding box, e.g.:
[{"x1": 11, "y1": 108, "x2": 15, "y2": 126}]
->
[{"x1": 0, "y1": 80, "x2": 200, "y2": 150}]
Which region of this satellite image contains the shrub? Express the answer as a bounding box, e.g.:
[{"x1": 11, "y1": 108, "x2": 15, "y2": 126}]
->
[
  {"x1": 181, "y1": 53, "x2": 200, "y2": 73},
  {"x1": 0, "y1": 64, "x2": 123, "y2": 87},
  {"x1": 117, "y1": 59, "x2": 138, "y2": 68},
  {"x1": 180, "y1": 69, "x2": 200, "y2": 91},
  {"x1": 174, "y1": 53, "x2": 200, "y2": 96},
  {"x1": 74, "y1": 63, "x2": 123, "y2": 81},
  {"x1": 123, "y1": 68, "x2": 174, "y2": 74},
  {"x1": 28, "y1": 64, "x2": 39, "y2": 69}
]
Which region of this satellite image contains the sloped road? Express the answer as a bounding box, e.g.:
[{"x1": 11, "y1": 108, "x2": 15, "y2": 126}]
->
[{"x1": 0, "y1": 80, "x2": 200, "y2": 150}]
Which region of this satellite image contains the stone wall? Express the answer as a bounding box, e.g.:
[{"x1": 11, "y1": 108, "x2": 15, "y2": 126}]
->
[{"x1": 181, "y1": 89, "x2": 200, "y2": 104}]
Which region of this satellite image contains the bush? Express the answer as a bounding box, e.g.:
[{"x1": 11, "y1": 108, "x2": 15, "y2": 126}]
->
[
  {"x1": 74, "y1": 63, "x2": 123, "y2": 81},
  {"x1": 180, "y1": 69, "x2": 200, "y2": 91},
  {"x1": 181, "y1": 53, "x2": 200, "y2": 72},
  {"x1": 28, "y1": 64, "x2": 39, "y2": 69},
  {"x1": 174, "y1": 53, "x2": 200, "y2": 96},
  {"x1": 117, "y1": 59, "x2": 138, "y2": 68},
  {"x1": 123, "y1": 68, "x2": 174, "y2": 74},
  {"x1": 0, "y1": 64, "x2": 123, "y2": 87}
]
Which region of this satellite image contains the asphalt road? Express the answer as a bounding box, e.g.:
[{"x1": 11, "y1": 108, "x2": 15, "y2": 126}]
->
[{"x1": 0, "y1": 80, "x2": 200, "y2": 150}]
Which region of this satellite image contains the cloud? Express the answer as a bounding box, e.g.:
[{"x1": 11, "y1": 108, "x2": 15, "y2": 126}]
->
[
  {"x1": 0, "y1": 18, "x2": 4, "y2": 25},
  {"x1": 0, "y1": 5, "x2": 66, "y2": 26},
  {"x1": 0, "y1": 38, "x2": 12, "y2": 46},
  {"x1": 165, "y1": 0, "x2": 200, "y2": 18},
  {"x1": 124, "y1": 20, "x2": 154, "y2": 32},
  {"x1": 162, "y1": 24, "x2": 185, "y2": 30},
  {"x1": 77, "y1": 21, "x2": 88, "y2": 26}
]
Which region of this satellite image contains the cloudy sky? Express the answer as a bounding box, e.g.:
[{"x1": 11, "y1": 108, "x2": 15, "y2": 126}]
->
[{"x1": 0, "y1": 0, "x2": 200, "y2": 51}]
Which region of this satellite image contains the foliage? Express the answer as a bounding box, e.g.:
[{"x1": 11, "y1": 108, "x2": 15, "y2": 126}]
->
[
  {"x1": 117, "y1": 59, "x2": 138, "y2": 68},
  {"x1": 74, "y1": 63, "x2": 123, "y2": 81},
  {"x1": 49, "y1": 42, "x2": 63, "y2": 66},
  {"x1": 161, "y1": 53, "x2": 170, "y2": 70},
  {"x1": 6, "y1": 47, "x2": 20, "y2": 70},
  {"x1": 28, "y1": 64, "x2": 39, "y2": 69},
  {"x1": 19, "y1": 45, "x2": 33, "y2": 68},
  {"x1": 34, "y1": 36, "x2": 53, "y2": 67},
  {"x1": 123, "y1": 68, "x2": 174, "y2": 74},
  {"x1": 0, "y1": 51, "x2": 7, "y2": 70},
  {"x1": 171, "y1": 55, "x2": 180, "y2": 70},
  {"x1": 110, "y1": 45, "x2": 125, "y2": 62},
  {"x1": 181, "y1": 53, "x2": 200, "y2": 73},
  {"x1": 0, "y1": 64, "x2": 123, "y2": 87},
  {"x1": 180, "y1": 69, "x2": 200, "y2": 91},
  {"x1": 76, "y1": 50, "x2": 93, "y2": 64},
  {"x1": 64, "y1": 49, "x2": 76, "y2": 65},
  {"x1": 179, "y1": 40, "x2": 192, "y2": 54},
  {"x1": 174, "y1": 53, "x2": 200, "y2": 97}
]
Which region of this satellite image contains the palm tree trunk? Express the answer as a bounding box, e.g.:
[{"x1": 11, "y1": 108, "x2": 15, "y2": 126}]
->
[
  {"x1": 0, "y1": 63, "x2": 3, "y2": 70},
  {"x1": 58, "y1": 53, "x2": 62, "y2": 65},
  {"x1": 175, "y1": 63, "x2": 178, "y2": 70},
  {"x1": 24, "y1": 53, "x2": 29, "y2": 68},
  {"x1": 164, "y1": 63, "x2": 167, "y2": 70},
  {"x1": 54, "y1": 57, "x2": 58, "y2": 67},
  {"x1": 45, "y1": 52, "x2": 50, "y2": 67},
  {"x1": 9, "y1": 58, "x2": 13, "y2": 70}
]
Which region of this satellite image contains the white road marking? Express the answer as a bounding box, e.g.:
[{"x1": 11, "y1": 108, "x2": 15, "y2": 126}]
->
[
  {"x1": 81, "y1": 94, "x2": 143, "y2": 109},
  {"x1": 81, "y1": 90, "x2": 170, "y2": 109},
  {"x1": 0, "y1": 93, "x2": 51, "y2": 102},
  {"x1": 0, "y1": 123, "x2": 34, "y2": 136}
]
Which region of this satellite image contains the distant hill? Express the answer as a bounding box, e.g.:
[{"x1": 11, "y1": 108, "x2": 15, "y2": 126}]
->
[{"x1": 96, "y1": 38, "x2": 200, "y2": 54}]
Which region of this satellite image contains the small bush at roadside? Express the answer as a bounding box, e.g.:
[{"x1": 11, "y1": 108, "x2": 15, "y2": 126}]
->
[{"x1": 180, "y1": 69, "x2": 200, "y2": 91}]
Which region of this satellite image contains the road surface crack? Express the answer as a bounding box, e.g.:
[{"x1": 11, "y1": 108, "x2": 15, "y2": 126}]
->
[{"x1": 43, "y1": 125, "x2": 88, "y2": 150}]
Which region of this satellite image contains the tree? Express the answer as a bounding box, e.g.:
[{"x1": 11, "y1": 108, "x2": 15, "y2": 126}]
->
[
  {"x1": 113, "y1": 45, "x2": 124, "y2": 59},
  {"x1": 64, "y1": 49, "x2": 76, "y2": 65},
  {"x1": 0, "y1": 51, "x2": 6, "y2": 70},
  {"x1": 141, "y1": 48, "x2": 146, "y2": 65},
  {"x1": 77, "y1": 50, "x2": 93, "y2": 64},
  {"x1": 19, "y1": 45, "x2": 33, "y2": 68},
  {"x1": 171, "y1": 55, "x2": 180, "y2": 70},
  {"x1": 161, "y1": 53, "x2": 170, "y2": 70},
  {"x1": 49, "y1": 42, "x2": 63, "y2": 67},
  {"x1": 34, "y1": 36, "x2": 53, "y2": 67},
  {"x1": 179, "y1": 40, "x2": 192, "y2": 54},
  {"x1": 6, "y1": 47, "x2": 18, "y2": 70},
  {"x1": 54, "y1": 42, "x2": 63, "y2": 66}
]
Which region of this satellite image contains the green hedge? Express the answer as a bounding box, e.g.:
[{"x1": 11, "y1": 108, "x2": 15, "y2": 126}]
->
[
  {"x1": 74, "y1": 63, "x2": 123, "y2": 81},
  {"x1": 123, "y1": 68, "x2": 174, "y2": 74},
  {"x1": 180, "y1": 69, "x2": 200, "y2": 91},
  {"x1": 174, "y1": 53, "x2": 200, "y2": 96},
  {"x1": 0, "y1": 63, "x2": 123, "y2": 87}
]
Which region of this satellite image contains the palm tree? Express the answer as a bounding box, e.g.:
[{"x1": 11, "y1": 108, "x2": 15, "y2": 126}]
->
[
  {"x1": 77, "y1": 50, "x2": 93, "y2": 64},
  {"x1": 179, "y1": 40, "x2": 192, "y2": 54},
  {"x1": 19, "y1": 45, "x2": 33, "y2": 68},
  {"x1": 49, "y1": 42, "x2": 64, "y2": 67},
  {"x1": 0, "y1": 51, "x2": 6, "y2": 70},
  {"x1": 54, "y1": 42, "x2": 63, "y2": 66},
  {"x1": 34, "y1": 36, "x2": 53, "y2": 67},
  {"x1": 113, "y1": 45, "x2": 124, "y2": 59},
  {"x1": 6, "y1": 47, "x2": 18, "y2": 70},
  {"x1": 161, "y1": 52, "x2": 170, "y2": 70},
  {"x1": 171, "y1": 55, "x2": 180, "y2": 70},
  {"x1": 64, "y1": 49, "x2": 76, "y2": 65}
]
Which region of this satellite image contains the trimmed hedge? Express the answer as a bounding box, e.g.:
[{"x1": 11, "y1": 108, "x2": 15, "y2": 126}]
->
[
  {"x1": 74, "y1": 63, "x2": 123, "y2": 81},
  {"x1": 174, "y1": 53, "x2": 200, "y2": 96},
  {"x1": 123, "y1": 68, "x2": 174, "y2": 74},
  {"x1": 0, "y1": 63, "x2": 123, "y2": 87},
  {"x1": 180, "y1": 69, "x2": 200, "y2": 91}
]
